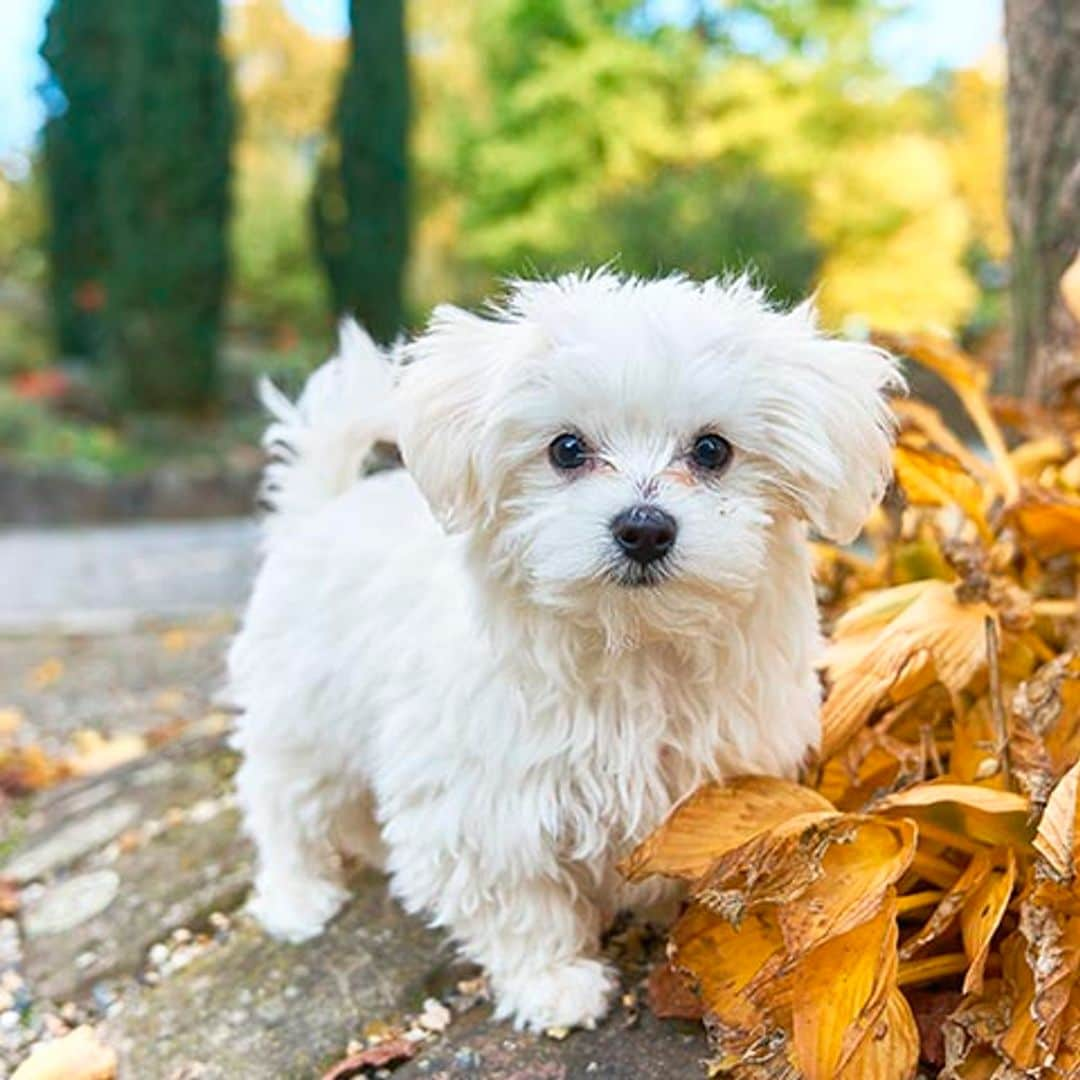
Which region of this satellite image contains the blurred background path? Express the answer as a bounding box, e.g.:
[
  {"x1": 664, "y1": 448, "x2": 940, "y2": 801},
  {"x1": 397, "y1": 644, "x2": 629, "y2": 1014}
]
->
[{"x1": 0, "y1": 518, "x2": 257, "y2": 633}]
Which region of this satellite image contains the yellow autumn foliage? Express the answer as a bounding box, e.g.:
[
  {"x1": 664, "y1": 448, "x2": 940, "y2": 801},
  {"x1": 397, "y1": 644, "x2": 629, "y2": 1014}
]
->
[
  {"x1": 946, "y1": 58, "x2": 1009, "y2": 262},
  {"x1": 629, "y1": 333, "x2": 1080, "y2": 1078},
  {"x1": 812, "y1": 134, "x2": 977, "y2": 330}
]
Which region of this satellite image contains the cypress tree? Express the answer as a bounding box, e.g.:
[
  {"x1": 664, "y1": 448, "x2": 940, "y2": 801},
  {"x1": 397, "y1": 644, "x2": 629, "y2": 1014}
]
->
[
  {"x1": 312, "y1": 0, "x2": 410, "y2": 343},
  {"x1": 103, "y1": 0, "x2": 233, "y2": 411},
  {"x1": 39, "y1": 0, "x2": 120, "y2": 362}
]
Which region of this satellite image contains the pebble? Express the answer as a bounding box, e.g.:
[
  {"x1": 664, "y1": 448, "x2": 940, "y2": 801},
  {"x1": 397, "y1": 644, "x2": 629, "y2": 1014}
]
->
[
  {"x1": 187, "y1": 798, "x2": 222, "y2": 825},
  {"x1": 453, "y1": 1047, "x2": 480, "y2": 1069},
  {"x1": 43, "y1": 1013, "x2": 70, "y2": 1037},
  {"x1": 91, "y1": 983, "x2": 116, "y2": 1012},
  {"x1": 0, "y1": 1011, "x2": 19, "y2": 1032},
  {"x1": 417, "y1": 997, "x2": 452, "y2": 1034},
  {"x1": 23, "y1": 870, "x2": 121, "y2": 937}
]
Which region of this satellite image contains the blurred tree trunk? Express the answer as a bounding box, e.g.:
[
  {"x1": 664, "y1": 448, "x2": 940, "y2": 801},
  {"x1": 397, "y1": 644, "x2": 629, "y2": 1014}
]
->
[
  {"x1": 40, "y1": 0, "x2": 120, "y2": 363},
  {"x1": 313, "y1": 0, "x2": 410, "y2": 343},
  {"x1": 103, "y1": 0, "x2": 233, "y2": 412},
  {"x1": 1003, "y1": 0, "x2": 1080, "y2": 400}
]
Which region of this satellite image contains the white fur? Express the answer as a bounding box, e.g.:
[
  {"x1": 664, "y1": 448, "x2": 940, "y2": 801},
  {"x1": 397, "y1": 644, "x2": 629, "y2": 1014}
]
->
[{"x1": 229, "y1": 272, "x2": 899, "y2": 1030}]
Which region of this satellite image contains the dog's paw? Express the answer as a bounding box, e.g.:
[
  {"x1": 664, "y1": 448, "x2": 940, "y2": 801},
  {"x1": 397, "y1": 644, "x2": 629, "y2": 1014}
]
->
[
  {"x1": 495, "y1": 958, "x2": 616, "y2": 1032},
  {"x1": 246, "y1": 878, "x2": 349, "y2": 944}
]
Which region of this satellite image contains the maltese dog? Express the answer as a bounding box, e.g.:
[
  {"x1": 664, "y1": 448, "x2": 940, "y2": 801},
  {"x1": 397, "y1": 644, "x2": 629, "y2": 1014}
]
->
[{"x1": 229, "y1": 272, "x2": 899, "y2": 1031}]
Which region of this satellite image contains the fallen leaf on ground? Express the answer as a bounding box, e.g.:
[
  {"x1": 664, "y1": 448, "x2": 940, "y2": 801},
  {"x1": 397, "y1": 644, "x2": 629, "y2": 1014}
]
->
[
  {"x1": 26, "y1": 658, "x2": 63, "y2": 690},
  {"x1": 12, "y1": 1026, "x2": 116, "y2": 1080},
  {"x1": 0, "y1": 877, "x2": 19, "y2": 916},
  {"x1": 1032, "y1": 760, "x2": 1080, "y2": 880},
  {"x1": 0, "y1": 745, "x2": 69, "y2": 795},
  {"x1": 894, "y1": 442, "x2": 990, "y2": 540},
  {"x1": 876, "y1": 781, "x2": 1032, "y2": 851},
  {"x1": 620, "y1": 776, "x2": 834, "y2": 882},
  {"x1": 822, "y1": 581, "x2": 996, "y2": 759},
  {"x1": 1009, "y1": 489, "x2": 1080, "y2": 556},
  {"x1": 0, "y1": 708, "x2": 24, "y2": 738},
  {"x1": 320, "y1": 1037, "x2": 418, "y2": 1079},
  {"x1": 159, "y1": 628, "x2": 195, "y2": 653},
  {"x1": 792, "y1": 896, "x2": 901, "y2": 1080},
  {"x1": 67, "y1": 730, "x2": 148, "y2": 777},
  {"x1": 959, "y1": 849, "x2": 1016, "y2": 994},
  {"x1": 647, "y1": 960, "x2": 705, "y2": 1021}
]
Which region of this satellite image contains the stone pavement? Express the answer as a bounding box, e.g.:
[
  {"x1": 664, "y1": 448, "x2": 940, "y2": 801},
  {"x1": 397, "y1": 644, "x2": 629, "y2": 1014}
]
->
[
  {"x1": 0, "y1": 519, "x2": 258, "y2": 633},
  {"x1": 0, "y1": 519, "x2": 709, "y2": 1078}
]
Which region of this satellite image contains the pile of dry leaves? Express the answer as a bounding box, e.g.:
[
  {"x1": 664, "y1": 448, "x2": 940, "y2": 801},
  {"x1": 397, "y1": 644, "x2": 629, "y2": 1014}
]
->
[{"x1": 624, "y1": 334, "x2": 1080, "y2": 1078}]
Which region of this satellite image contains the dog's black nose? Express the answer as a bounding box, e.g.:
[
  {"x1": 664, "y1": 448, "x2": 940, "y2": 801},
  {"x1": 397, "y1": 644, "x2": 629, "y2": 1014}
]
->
[{"x1": 611, "y1": 505, "x2": 677, "y2": 565}]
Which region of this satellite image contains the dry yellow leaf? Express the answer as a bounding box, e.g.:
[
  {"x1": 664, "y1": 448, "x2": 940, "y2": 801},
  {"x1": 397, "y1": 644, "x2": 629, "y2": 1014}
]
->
[
  {"x1": 1010, "y1": 489, "x2": 1080, "y2": 556},
  {"x1": 827, "y1": 580, "x2": 935, "y2": 640},
  {"x1": 0, "y1": 745, "x2": 69, "y2": 794},
  {"x1": 899, "y1": 849, "x2": 993, "y2": 962},
  {"x1": 791, "y1": 894, "x2": 898, "y2": 1080},
  {"x1": 12, "y1": 1026, "x2": 117, "y2": 1080},
  {"x1": 619, "y1": 776, "x2": 835, "y2": 883},
  {"x1": 670, "y1": 902, "x2": 787, "y2": 1036},
  {"x1": 1052, "y1": 982, "x2": 1080, "y2": 1076},
  {"x1": 67, "y1": 731, "x2": 148, "y2": 778},
  {"x1": 877, "y1": 780, "x2": 1032, "y2": 850},
  {"x1": 1010, "y1": 435, "x2": 1070, "y2": 479},
  {"x1": 876, "y1": 331, "x2": 1017, "y2": 501},
  {"x1": 836, "y1": 988, "x2": 919, "y2": 1080},
  {"x1": 1032, "y1": 760, "x2": 1080, "y2": 881},
  {"x1": 893, "y1": 442, "x2": 991, "y2": 540},
  {"x1": 160, "y1": 627, "x2": 194, "y2": 653},
  {"x1": 960, "y1": 849, "x2": 1016, "y2": 995},
  {"x1": 27, "y1": 658, "x2": 63, "y2": 690},
  {"x1": 776, "y1": 818, "x2": 916, "y2": 956},
  {"x1": 893, "y1": 398, "x2": 996, "y2": 483},
  {"x1": 0, "y1": 708, "x2": 24, "y2": 738},
  {"x1": 949, "y1": 698, "x2": 1000, "y2": 786},
  {"x1": 822, "y1": 581, "x2": 996, "y2": 759}
]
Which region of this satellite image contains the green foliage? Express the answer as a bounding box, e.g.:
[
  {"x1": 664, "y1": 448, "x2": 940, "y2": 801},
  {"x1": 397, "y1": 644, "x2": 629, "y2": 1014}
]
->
[
  {"x1": 589, "y1": 165, "x2": 820, "y2": 304},
  {"x1": 0, "y1": 385, "x2": 145, "y2": 476},
  {"x1": 103, "y1": 0, "x2": 233, "y2": 411},
  {"x1": 39, "y1": 0, "x2": 120, "y2": 361},
  {"x1": 456, "y1": 9, "x2": 695, "y2": 272},
  {"x1": 313, "y1": 0, "x2": 409, "y2": 343}
]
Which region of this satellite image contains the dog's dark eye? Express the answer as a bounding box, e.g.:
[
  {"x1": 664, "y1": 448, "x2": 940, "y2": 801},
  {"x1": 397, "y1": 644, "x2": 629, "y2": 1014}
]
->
[
  {"x1": 690, "y1": 433, "x2": 732, "y2": 472},
  {"x1": 549, "y1": 433, "x2": 589, "y2": 471}
]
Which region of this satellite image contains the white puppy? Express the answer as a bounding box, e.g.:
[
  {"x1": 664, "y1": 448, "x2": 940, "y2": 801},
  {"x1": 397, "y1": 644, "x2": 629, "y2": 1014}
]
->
[{"x1": 229, "y1": 272, "x2": 898, "y2": 1031}]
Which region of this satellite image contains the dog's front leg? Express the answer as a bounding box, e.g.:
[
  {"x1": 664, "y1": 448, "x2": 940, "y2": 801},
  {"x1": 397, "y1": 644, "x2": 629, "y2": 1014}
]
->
[
  {"x1": 464, "y1": 871, "x2": 616, "y2": 1032},
  {"x1": 383, "y1": 809, "x2": 615, "y2": 1031}
]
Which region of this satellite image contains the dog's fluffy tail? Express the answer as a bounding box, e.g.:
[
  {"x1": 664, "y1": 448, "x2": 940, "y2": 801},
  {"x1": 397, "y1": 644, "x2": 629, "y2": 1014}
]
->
[{"x1": 257, "y1": 319, "x2": 397, "y2": 526}]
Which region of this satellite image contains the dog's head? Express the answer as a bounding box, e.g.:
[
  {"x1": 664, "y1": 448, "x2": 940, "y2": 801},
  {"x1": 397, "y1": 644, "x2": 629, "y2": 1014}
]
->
[{"x1": 397, "y1": 272, "x2": 899, "y2": 628}]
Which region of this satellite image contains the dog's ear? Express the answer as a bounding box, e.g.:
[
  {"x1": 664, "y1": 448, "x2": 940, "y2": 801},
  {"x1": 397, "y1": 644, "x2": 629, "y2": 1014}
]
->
[
  {"x1": 397, "y1": 304, "x2": 543, "y2": 532},
  {"x1": 775, "y1": 311, "x2": 902, "y2": 543}
]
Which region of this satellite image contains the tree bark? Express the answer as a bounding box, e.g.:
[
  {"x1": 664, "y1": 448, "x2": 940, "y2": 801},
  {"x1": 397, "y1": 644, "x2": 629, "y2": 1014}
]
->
[{"x1": 1003, "y1": 0, "x2": 1080, "y2": 400}]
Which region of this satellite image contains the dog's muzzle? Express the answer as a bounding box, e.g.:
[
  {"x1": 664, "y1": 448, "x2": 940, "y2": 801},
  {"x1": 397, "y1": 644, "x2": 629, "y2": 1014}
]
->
[{"x1": 610, "y1": 505, "x2": 677, "y2": 566}]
